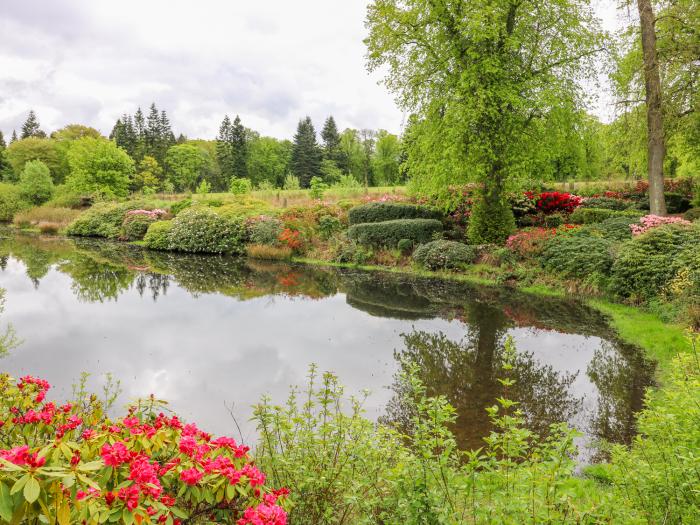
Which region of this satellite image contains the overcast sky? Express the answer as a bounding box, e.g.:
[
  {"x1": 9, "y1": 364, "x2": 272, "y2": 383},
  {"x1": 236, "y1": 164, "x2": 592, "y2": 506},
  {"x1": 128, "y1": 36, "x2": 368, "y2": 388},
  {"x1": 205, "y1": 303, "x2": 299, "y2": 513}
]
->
[{"x1": 0, "y1": 0, "x2": 626, "y2": 141}]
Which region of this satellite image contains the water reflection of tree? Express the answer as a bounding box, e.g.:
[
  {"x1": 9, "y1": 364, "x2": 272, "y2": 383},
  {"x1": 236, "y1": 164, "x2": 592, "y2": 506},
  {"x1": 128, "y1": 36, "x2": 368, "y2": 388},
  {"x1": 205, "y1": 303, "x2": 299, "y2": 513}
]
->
[
  {"x1": 135, "y1": 273, "x2": 170, "y2": 301},
  {"x1": 384, "y1": 303, "x2": 581, "y2": 450},
  {"x1": 59, "y1": 254, "x2": 134, "y2": 303},
  {"x1": 587, "y1": 341, "x2": 654, "y2": 456}
]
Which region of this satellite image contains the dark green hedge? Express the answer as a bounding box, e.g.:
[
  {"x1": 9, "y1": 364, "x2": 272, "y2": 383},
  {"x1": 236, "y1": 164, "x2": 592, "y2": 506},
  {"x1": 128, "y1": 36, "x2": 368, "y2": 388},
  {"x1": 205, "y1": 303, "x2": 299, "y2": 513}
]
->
[
  {"x1": 569, "y1": 207, "x2": 644, "y2": 225},
  {"x1": 347, "y1": 219, "x2": 442, "y2": 247},
  {"x1": 348, "y1": 202, "x2": 442, "y2": 225}
]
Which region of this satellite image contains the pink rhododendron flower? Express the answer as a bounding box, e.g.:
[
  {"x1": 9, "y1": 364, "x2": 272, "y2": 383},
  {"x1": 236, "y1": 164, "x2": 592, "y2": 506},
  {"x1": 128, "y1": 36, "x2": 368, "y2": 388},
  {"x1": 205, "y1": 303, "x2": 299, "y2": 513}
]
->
[
  {"x1": 237, "y1": 503, "x2": 287, "y2": 525},
  {"x1": 101, "y1": 442, "x2": 131, "y2": 467},
  {"x1": 179, "y1": 467, "x2": 204, "y2": 486},
  {"x1": 630, "y1": 214, "x2": 692, "y2": 236}
]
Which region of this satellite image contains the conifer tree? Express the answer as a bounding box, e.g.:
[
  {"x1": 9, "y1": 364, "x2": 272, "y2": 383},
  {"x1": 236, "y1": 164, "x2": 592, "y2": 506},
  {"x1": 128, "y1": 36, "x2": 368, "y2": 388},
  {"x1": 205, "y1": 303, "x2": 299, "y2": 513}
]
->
[
  {"x1": 21, "y1": 110, "x2": 44, "y2": 139},
  {"x1": 10, "y1": 130, "x2": 17, "y2": 143},
  {"x1": 0, "y1": 131, "x2": 10, "y2": 180},
  {"x1": 230, "y1": 115, "x2": 248, "y2": 180},
  {"x1": 321, "y1": 116, "x2": 341, "y2": 162},
  {"x1": 216, "y1": 115, "x2": 235, "y2": 181},
  {"x1": 291, "y1": 116, "x2": 322, "y2": 187}
]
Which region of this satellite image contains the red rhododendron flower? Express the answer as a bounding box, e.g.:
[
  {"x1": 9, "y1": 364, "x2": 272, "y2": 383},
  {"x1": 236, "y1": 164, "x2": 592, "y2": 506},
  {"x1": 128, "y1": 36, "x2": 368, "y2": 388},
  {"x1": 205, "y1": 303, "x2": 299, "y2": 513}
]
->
[{"x1": 179, "y1": 467, "x2": 204, "y2": 486}]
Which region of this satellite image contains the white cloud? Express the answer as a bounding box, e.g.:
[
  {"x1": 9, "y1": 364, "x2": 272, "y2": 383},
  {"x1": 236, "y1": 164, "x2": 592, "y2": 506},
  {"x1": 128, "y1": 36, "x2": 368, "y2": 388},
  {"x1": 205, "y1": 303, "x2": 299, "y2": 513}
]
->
[{"x1": 0, "y1": 1, "x2": 622, "y2": 140}]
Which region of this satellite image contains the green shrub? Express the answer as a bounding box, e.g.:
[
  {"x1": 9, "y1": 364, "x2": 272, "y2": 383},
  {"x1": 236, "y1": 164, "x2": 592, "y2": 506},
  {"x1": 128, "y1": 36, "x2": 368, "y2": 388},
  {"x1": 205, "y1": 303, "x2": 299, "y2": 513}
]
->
[
  {"x1": 229, "y1": 178, "x2": 253, "y2": 195},
  {"x1": 143, "y1": 220, "x2": 174, "y2": 250},
  {"x1": 348, "y1": 202, "x2": 442, "y2": 225},
  {"x1": 664, "y1": 192, "x2": 691, "y2": 214},
  {"x1": 0, "y1": 183, "x2": 29, "y2": 221},
  {"x1": 611, "y1": 348, "x2": 700, "y2": 523},
  {"x1": 309, "y1": 176, "x2": 328, "y2": 200},
  {"x1": 169, "y1": 198, "x2": 192, "y2": 215},
  {"x1": 121, "y1": 213, "x2": 156, "y2": 241},
  {"x1": 610, "y1": 223, "x2": 699, "y2": 300},
  {"x1": 168, "y1": 206, "x2": 245, "y2": 254},
  {"x1": 588, "y1": 216, "x2": 638, "y2": 242},
  {"x1": 318, "y1": 214, "x2": 343, "y2": 240},
  {"x1": 413, "y1": 240, "x2": 477, "y2": 270},
  {"x1": 46, "y1": 184, "x2": 84, "y2": 208},
  {"x1": 467, "y1": 193, "x2": 516, "y2": 244},
  {"x1": 18, "y1": 160, "x2": 54, "y2": 204},
  {"x1": 397, "y1": 238, "x2": 414, "y2": 254},
  {"x1": 683, "y1": 207, "x2": 700, "y2": 221},
  {"x1": 195, "y1": 179, "x2": 211, "y2": 194},
  {"x1": 580, "y1": 197, "x2": 631, "y2": 210},
  {"x1": 348, "y1": 219, "x2": 442, "y2": 247},
  {"x1": 247, "y1": 216, "x2": 283, "y2": 245},
  {"x1": 540, "y1": 235, "x2": 614, "y2": 279},
  {"x1": 65, "y1": 202, "x2": 142, "y2": 238},
  {"x1": 334, "y1": 237, "x2": 374, "y2": 265},
  {"x1": 570, "y1": 207, "x2": 644, "y2": 224}
]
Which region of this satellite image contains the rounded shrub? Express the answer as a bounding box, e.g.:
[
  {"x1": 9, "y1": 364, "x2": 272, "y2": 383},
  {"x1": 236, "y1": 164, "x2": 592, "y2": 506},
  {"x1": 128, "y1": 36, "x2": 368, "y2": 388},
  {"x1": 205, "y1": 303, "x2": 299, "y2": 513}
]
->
[
  {"x1": 610, "y1": 223, "x2": 700, "y2": 300},
  {"x1": 590, "y1": 216, "x2": 638, "y2": 242},
  {"x1": 570, "y1": 207, "x2": 644, "y2": 225},
  {"x1": 230, "y1": 178, "x2": 253, "y2": 195},
  {"x1": 413, "y1": 240, "x2": 477, "y2": 270},
  {"x1": 540, "y1": 235, "x2": 614, "y2": 279},
  {"x1": 121, "y1": 214, "x2": 157, "y2": 241},
  {"x1": 19, "y1": 160, "x2": 54, "y2": 205},
  {"x1": 246, "y1": 216, "x2": 283, "y2": 245},
  {"x1": 467, "y1": 194, "x2": 516, "y2": 244},
  {"x1": 397, "y1": 238, "x2": 414, "y2": 254},
  {"x1": 143, "y1": 220, "x2": 174, "y2": 250},
  {"x1": 348, "y1": 202, "x2": 442, "y2": 225},
  {"x1": 0, "y1": 183, "x2": 29, "y2": 221},
  {"x1": 347, "y1": 219, "x2": 442, "y2": 247},
  {"x1": 66, "y1": 202, "x2": 143, "y2": 238},
  {"x1": 168, "y1": 206, "x2": 245, "y2": 254},
  {"x1": 683, "y1": 208, "x2": 700, "y2": 222},
  {"x1": 318, "y1": 214, "x2": 343, "y2": 240}
]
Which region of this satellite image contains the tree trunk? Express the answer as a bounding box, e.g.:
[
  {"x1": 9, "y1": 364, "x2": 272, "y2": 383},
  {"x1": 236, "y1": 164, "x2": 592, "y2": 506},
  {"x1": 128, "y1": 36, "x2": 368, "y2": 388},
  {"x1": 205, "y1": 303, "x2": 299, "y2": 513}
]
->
[{"x1": 636, "y1": 0, "x2": 667, "y2": 215}]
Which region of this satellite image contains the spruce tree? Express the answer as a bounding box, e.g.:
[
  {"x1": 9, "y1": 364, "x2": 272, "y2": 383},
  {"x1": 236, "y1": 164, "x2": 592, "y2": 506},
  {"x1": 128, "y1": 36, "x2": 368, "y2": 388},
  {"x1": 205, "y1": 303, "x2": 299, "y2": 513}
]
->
[
  {"x1": 230, "y1": 115, "x2": 248, "y2": 180},
  {"x1": 10, "y1": 130, "x2": 17, "y2": 143},
  {"x1": 321, "y1": 116, "x2": 341, "y2": 161},
  {"x1": 291, "y1": 117, "x2": 322, "y2": 188},
  {"x1": 133, "y1": 108, "x2": 146, "y2": 161},
  {"x1": 216, "y1": 116, "x2": 235, "y2": 181},
  {"x1": 21, "y1": 110, "x2": 44, "y2": 139},
  {"x1": 145, "y1": 103, "x2": 161, "y2": 160}
]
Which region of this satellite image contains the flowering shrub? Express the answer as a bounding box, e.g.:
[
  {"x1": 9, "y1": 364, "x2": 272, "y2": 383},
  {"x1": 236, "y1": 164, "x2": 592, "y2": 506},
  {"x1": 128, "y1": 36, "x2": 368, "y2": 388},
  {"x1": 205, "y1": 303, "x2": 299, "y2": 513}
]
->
[
  {"x1": 168, "y1": 207, "x2": 246, "y2": 254},
  {"x1": 246, "y1": 216, "x2": 283, "y2": 246},
  {"x1": 125, "y1": 209, "x2": 168, "y2": 220},
  {"x1": 534, "y1": 192, "x2": 582, "y2": 215},
  {"x1": 278, "y1": 229, "x2": 302, "y2": 252},
  {"x1": 121, "y1": 210, "x2": 168, "y2": 241},
  {"x1": 412, "y1": 240, "x2": 477, "y2": 270},
  {"x1": 630, "y1": 214, "x2": 692, "y2": 236},
  {"x1": 0, "y1": 374, "x2": 287, "y2": 525},
  {"x1": 505, "y1": 226, "x2": 577, "y2": 258}
]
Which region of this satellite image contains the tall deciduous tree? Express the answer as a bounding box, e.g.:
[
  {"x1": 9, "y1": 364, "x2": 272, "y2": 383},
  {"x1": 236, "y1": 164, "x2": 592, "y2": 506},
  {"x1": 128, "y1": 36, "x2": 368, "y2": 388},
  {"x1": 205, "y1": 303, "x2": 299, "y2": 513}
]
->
[
  {"x1": 291, "y1": 117, "x2": 322, "y2": 187},
  {"x1": 66, "y1": 138, "x2": 134, "y2": 198},
  {"x1": 20, "y1": 110, "x2": 45, "y2": 139},
  {"x1": 165, "y1": 144, "x2": 208, "y2": 191},
  {"x1": 365, "y1": 0, "x2": 603, "y2": 243},
  {"x1": 372, "y1": 130, "x2": 402, "y2": 185},
  {"x1": 637, "y1": 0, "x2": 667, "y2": 215}
]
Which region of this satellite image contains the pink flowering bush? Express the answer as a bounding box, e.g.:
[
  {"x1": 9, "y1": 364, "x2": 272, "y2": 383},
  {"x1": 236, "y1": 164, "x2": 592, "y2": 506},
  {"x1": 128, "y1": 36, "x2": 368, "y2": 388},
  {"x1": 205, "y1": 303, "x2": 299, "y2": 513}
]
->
[
  {"x1": 0, "y1": 374, "x2": 287, "y2": 524},
  {"x1": 505, "y1": 225, "x2": 578, "y2": 258},
  {"x1": 125, "y1": 209, "x2": 168, "y2": 220},
  {"x1": 630, "y1": 214, "x2": 692, "y2": 236}
]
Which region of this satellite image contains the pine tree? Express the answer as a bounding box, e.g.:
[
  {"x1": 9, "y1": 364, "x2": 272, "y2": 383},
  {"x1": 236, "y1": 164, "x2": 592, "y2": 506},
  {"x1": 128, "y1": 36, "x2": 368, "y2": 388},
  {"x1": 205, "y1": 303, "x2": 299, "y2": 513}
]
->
[
  {"x1": 133, "y1": 108, "x2": 146, "y2": 161},
  {"x1": 216, "y1": 115, "x2": 235, "y2": 181},
  {"x1": 230, "y1": 115, "x2": 248, "y2": 180},
  {"x1": 21, "y1": 110, "x2": 44, "y2": 139},
  {"x1": 321, "y1": 116, "x2": 341, "y2": 160},
  {"x1": 145, "y1": 103, "x2": 161, "y2": 160},
  {"x1": 291, "y1": 117, "x2": 322, "y2": 188},
  {"x1": 10, "y1": 130, "x2": 17, "y2": 143}
]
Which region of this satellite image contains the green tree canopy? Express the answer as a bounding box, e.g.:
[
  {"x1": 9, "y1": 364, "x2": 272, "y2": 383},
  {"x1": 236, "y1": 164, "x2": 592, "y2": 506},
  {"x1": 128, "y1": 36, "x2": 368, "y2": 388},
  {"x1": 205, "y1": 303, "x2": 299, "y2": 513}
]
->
[
  {"x1": 165, "y1": 143, "x2": 208, "y2": 191},
  {"x1": 19, "y1": 160, "x2": 54, "y2": 204},
  {"x1": 66, "y1": 137, "x2": 134, "y2": 198},
  {"x1": 365, "y1": 0, "x2": 604, "y2": 242},
  {"x1": 291, "y1": 117, "x2": 322, "y2": 187},
  {"x1": 5, "y1": 138, "x2": 61, "y2": 183},
  {"x1": 372, "y1": 130, "x2": 401, "y2": 185},
  {"x1": 247, "y1": 136, "x2": 292, "y2": 188}
]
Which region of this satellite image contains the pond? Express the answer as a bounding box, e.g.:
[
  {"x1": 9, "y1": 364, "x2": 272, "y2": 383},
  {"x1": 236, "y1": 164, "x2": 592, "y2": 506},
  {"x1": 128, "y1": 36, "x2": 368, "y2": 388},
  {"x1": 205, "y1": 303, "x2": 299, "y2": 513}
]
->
[{"x1": 0, "y1": 231, "x2": 654, "y2": 462}]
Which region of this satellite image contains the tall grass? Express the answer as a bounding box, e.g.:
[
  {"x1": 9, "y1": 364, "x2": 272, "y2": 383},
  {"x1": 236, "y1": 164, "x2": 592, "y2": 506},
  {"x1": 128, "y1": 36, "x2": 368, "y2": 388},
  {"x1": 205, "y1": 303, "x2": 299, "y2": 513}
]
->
[{"x1": 12, "y1": 206, "x2": 82, "y2": 232}]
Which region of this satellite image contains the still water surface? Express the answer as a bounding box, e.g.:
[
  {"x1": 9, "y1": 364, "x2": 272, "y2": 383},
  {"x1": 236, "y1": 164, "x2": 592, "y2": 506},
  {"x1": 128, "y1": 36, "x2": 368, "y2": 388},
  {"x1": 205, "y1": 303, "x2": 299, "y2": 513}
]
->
[{"x1": 0, "y1": 232, "x2": 654, "y2": 460}]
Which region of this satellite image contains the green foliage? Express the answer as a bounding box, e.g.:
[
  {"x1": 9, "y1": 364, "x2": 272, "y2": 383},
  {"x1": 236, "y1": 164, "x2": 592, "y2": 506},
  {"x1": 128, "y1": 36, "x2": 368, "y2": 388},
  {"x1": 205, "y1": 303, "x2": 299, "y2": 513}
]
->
[
  {"x1": 133, "y1": 155, "x2": 163, "y2": 193},
  {"x1": 66, "y1": 138, "x2": 134, "y2": 198},
  {"x1": 66, "y1": 202, "x2": 143, "y2": 239},
  {"x1": 348, "y1": 219, "x2": 442, "y2": 247},
  {"x1": 246, "y1": 216, "x2": 283, "y2": 246},
  {"x1": 318, "y1": 215, "x2": 343, "y2": 240},
  {"x1": 348, "y1": 202, "x2": 441, "y2": 225},
  {"x1": 0, "y1": 183, "x2": 29, "y2": 221},
  {"x1": 413, "y1": 240, "x2": 477, "y2": 270},
  {"x1": 397, "y1": 238, "x2": 414, "y2": 254},
  {"x1": 467, "y1": 192, "x2": 516, "y2": 244},
  {"x1": 309, "y1": 176, "x2": 328, "y2": 200},
  {"x1": 253, "y1": 365, "x2": 399, "y2": 524},
  {"x1": 664, "y1": 192, "x2": 692, "y2": 214},
  {"x1": 169, "y1": 199, "x2": 192, "y2": 215},
  {"x1": 283, "y1": 174, "x2": 301, "y2": 190},
  {"x1": 195, "y1": 179, "x2": 211, "y2": 194},
  {"x1": 570, "y1": 207, "x2": 644, "y2": 224},
  {"x1": 333, "y1": 237, "x2": 374, "y2": 265},
  {"x1": 247, "y1": 136, "x2": 291, "y2": 188},
  {"x1": 5, "y1": 137, "x2": 61, "y2": 183},
  {"x1": 332, "y1": 174, "x2": 362, "y2": 189},
  {"x1": 18, "y1": 160, "x2": 54, "y2": 204},
  {"x1": 581, "y1": 197, "x2": 632, "y2": 210},
  {"x1": 684, "y1": 207, "x2": 700, "y2": 221},
  {"x1": 611, "y1": 343, "x2": 700, "y2": 522},
  {"x1": 143, "y1": 220, "x2": 174, "y2": 250},
  {"x1": 168, "y1": 206, "x2": 245, "y2": 254},
  {"x1": 165, "y1": 143, "x2": 209, "y2": 192},
  {"x1": 229, "y1": 177, "x2": 253, "y2": 195},
  {"x1": 372, "y1": 130, "x2": 402, "y2": 185},
  {"x1": 540, "y1": 235, "x2": 614, "y2": 279},
  {"x1": 45, "y1": 185, "x2": 84, "y2": 209},
  {"x1": 582, "y1": 216, "x2": 638, "y2": 242},
  {"x1": 610, "y1": 224, "x2": 700, "y2": 300},
  {"x1": 121, "y1": 214, "x2": 157, "y2": 241},
  {"x1": 291, "y1": 117, "x2": 322, "y2": 187}
]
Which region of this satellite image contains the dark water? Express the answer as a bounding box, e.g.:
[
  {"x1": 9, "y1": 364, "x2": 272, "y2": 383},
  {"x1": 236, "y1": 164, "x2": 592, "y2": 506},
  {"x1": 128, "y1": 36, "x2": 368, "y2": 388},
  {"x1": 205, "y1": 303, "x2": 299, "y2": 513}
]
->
[{"x1": 0, "y1": 231, "x2": 654, "y2": 461}]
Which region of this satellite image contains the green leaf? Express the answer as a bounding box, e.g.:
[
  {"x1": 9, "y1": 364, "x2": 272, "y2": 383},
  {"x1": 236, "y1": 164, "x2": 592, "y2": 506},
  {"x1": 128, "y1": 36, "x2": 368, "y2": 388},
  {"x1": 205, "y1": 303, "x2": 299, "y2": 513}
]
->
[
  {"x1": 169, "y1": 507, "x2": 189, "y2": 519},
  {"x1": 10, "y1": 475, "x2": 29, "y2": 496},
  {"x1": 78, "y1": 460, "x2": 104, "y2": 472},
  {"x1": 0, "y1": 482, "x2": 14, "y2": 522},
  {"x1": 23, "y1": 477, "x2": 40, "y2": 504}
]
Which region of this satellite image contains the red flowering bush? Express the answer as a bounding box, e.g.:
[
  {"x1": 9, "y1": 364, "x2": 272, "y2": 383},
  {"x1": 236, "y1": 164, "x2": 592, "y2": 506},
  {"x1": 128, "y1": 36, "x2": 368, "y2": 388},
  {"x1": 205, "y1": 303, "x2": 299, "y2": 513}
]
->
[
  {"x1": 0, "y1": 374, "x2": 287, "y2": 525},
  {"x1": 278, "y1": 229, "x2": 302, "y2": 252},
  {"x1": 534, "y1": 192, "x2": 582, "y2": 215}
]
